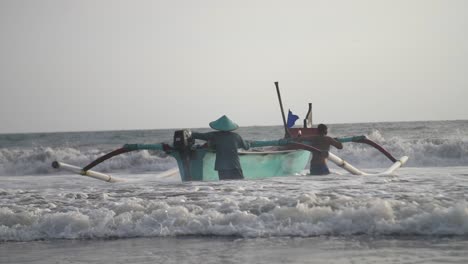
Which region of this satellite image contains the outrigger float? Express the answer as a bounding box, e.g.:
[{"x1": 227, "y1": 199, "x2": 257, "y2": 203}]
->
[{"x1": 52, "y1": 82, "x2": 408, "y2": 182}]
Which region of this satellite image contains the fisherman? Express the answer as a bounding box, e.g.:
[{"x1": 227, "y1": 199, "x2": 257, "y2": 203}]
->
[
  {"x1": 300, "y1": 124, "x2": 343, "y2": 175},
  {"x1": 192, "y1": 115, "x2": 250, "y2": 180}
]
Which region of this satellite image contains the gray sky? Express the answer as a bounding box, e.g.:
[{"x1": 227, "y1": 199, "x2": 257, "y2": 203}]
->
[{"x1": 1, "y1": 0, "x2": 467, "y2": 133}]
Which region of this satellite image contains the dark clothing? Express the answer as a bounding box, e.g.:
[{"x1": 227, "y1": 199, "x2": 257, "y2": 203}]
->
[
  {"x1": 192, "y1": 131, "x2": 249, "y2": 179},
  {"x1": 218, "y1": 168, "x2": 244, "y2": 180},
  {"x1": 309, "y1": 163, "x2": 330, "y2": 175},
  {"x1": 298, "y1": 134, "x2": 342, "y2": 176}
]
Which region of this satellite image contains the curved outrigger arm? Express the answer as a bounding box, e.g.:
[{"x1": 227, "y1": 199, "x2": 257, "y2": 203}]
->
[
  {"x1": 78, "y1": 143, "x2": 171, "y2": 171},
  {"x1": 257, "y1": 136, "x2": 408, "y2": 176},
  {"x1": 51, "y1": 143, "x2": 171, "y2": 182},
  {"x1": 81, "y1": 147, "x2": 132, "y2": 171},
  {"x1": 335, "y1": 135, "x2": 398, "y2": 163},
  {"x1": 82, "y1": 144, "x2": 171, "y2": 171},
  {"x1": 286, "y1": 135, "x2": 399, "y2": 163}
]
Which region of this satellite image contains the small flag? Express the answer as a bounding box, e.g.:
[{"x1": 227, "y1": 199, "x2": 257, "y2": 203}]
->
[{"x1": 287, "y1": 110, "x2": 299, "y2": 128}]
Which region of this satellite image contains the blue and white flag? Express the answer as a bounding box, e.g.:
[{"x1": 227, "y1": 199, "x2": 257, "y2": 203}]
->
[{"x1": 287, "y1": 110, "x2": 299, "y2": 128}]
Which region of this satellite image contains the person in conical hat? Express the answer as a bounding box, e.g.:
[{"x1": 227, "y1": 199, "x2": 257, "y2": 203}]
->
[{"x1": 192, "y1": 115, "x2": 250, "y2": 180}]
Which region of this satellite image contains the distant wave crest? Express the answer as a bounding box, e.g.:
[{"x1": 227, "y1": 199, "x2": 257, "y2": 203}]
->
[
  {"x1": 334, "y1": 129, "x2": 468, "y2": 168},
  {"x1": 0, "y1": 147, "x2": 176, "y2": 176},
  {"x1": 0, "y1": 129, "x2": 467, "y2": 176}
]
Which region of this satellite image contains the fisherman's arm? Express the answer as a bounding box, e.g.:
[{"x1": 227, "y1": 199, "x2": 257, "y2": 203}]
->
[
  {"x1": 237, "y1": 135, "x2": 250, "y2": 150},
  {"x1": 329, "y1": 137, "x2": 343, "y2": 149},
  {"x1": 192, "y1": 132, "x2": 212, "y2": 141}
]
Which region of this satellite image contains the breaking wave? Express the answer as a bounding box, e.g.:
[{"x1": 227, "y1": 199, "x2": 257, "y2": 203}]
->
[
  {"x1": 0, "y1": 147, "x2": 177, "y2": 176},
  {"x1": 0, "y1": 192, "x2": 467, "y2": 242},
  {"x1": 0, "y1": 124, "x2": 467, "y2": 176},
  {"x1": 1, "y1": 135, "x2": 467, "y2": 177},
  {"x1": 334, "y1": 130, "x2": 468, "y2": 168}
]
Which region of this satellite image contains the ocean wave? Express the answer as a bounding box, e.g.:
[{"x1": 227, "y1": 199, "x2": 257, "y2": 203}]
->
[
  {"x1": 0, "y1": 195, "x2": 466, "y2": 241},
  {"x1": 0, "y1": 128, "x2": 468, "y2": 176},
  {"x1": 333, "y1": 130, "x2": 468, "y2": 168},
  {"x1": 0, "y1": 129, "x2": 467, "y2": 176},
  {"x1": 0, "y1": 147, "x2": 177, "y2": 176}
]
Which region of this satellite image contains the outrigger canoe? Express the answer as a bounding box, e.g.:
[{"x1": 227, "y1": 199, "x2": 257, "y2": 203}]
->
[{"x1": 52, "y1": 82, "x2": 408, "y2": 182}]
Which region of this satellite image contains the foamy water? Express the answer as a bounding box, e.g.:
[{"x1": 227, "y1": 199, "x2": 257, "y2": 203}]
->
[{"x1": 0, "y1": 166, "x2": 467, "y2": 242}]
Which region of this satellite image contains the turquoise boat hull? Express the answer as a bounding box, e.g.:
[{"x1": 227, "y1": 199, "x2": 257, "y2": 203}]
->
[
  {"x1": 120, "y1": 135, "x2": 368, "y2": 182},
  {"x1": 171, "y1": 148, "x2": 311, "y2": 181}
]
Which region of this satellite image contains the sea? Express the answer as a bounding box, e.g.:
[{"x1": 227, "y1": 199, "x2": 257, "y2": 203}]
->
[{"x1": 0, "y1": 120, "x2": 467, "y2": 264}]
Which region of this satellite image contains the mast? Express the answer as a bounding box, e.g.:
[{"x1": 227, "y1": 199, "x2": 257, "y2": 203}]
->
[{"x1": 274, "y1": 82, "x2": 291, "y2": 138}]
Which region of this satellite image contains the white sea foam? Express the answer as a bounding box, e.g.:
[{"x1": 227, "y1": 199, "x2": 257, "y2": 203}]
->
[
  {"x1": 1, "y1": 168, "x2": 467, "y2": 242},
  {"x1": 1, "y1": 195, "x2": 467, "y2": 241}
]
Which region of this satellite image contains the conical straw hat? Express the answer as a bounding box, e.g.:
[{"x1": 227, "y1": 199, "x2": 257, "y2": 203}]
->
[{"x1": 209, "y1": 115, "x2": 239, "y2": 131}]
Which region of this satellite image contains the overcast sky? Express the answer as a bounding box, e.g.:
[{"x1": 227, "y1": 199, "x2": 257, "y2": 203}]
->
[{"x1": 1, "y1": 0, "x2": 467, "y2": 133}]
